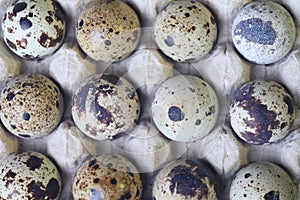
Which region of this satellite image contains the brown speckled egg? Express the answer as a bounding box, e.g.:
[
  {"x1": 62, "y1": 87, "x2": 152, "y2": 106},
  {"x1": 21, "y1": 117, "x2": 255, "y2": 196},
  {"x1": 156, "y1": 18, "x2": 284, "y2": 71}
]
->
[
  {"x1": 71, "y1": 74, "x2": 140, "y2": 140},
  {"x1": 232, "y1": 0, "x2": 296, "y2": 64},
  {"x1": 230, "y1": 162, "x2": 295, "y2": 199},
  {"x1": 72, "y1": 154, "x2": 142, "y2": 200},
  {"x1": 0, "y1": 74, "x2": 64, "y2": 139},
  {"x1": 76, "y1": 0, "x2": 141, "y2": 62},
  {"x1": 0, "y1": 151, "x2": 61, "y2": 199},
  {"x1": 2, "y1": 0, "x2": 66, "y2": 59},
  {"x1": 154, "y1": 0, "x2": 217, "y2": 62},
  {"x1": 152, "y1": 159, "x2": 222, "y2": 200},
  {"x1": 151, "y1": 75, "x2": 219, "y2": 142},
  {"x1": 229, "y1": 80, "x2": 296, "y2": 145}
]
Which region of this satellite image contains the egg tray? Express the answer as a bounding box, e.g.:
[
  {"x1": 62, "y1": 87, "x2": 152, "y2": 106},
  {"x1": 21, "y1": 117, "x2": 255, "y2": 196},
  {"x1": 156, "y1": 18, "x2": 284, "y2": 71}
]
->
[{"x1": 0, "y1": 0, "x2": 299, "y2": 199}]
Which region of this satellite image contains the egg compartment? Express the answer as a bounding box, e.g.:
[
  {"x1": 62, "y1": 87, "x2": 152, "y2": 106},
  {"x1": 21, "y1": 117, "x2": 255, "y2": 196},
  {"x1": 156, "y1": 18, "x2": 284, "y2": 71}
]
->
[{"x1": 0, "y1": 0, "x2": 299, "y2": 199}]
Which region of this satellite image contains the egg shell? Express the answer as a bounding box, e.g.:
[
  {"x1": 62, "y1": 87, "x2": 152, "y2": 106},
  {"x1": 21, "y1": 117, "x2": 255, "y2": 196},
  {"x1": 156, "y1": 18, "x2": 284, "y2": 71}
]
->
[
  {"x1": 0, "y1": 73, "x2": 64, "y2": 139},
  {"x1": 230, "y1": 162, "x2": 295, "y2": 200},
  {"x1": 72, "y1": 154, "x2": 142, "y2": 200},
  {"x1": 71, "y1": 74, "x2": 140, "y2": 140},
  {"x1": 151, "y1": 75, "x2": 219, "y2": 142},
  {"x1": 2, "y1": 0, "x2": 66, "y2": 59},
  {"x1": 229, "y1": 80, "x2": 296, "y2": 145},
  {"x1": 0, "y1": 151, "x2": 61, "y2": 199},
  {"x1": 154, "y1": 0, "x2": 217, "y2": 62},
  {"x1": 76, "y1": 0, "x2": 141, "y2": 62},
  {"x1": 232, "y1": 0, "x2": 296, "y2": 64},
  {"x1": 152, "y1": 159, "x2": 222, "y2": 200}
]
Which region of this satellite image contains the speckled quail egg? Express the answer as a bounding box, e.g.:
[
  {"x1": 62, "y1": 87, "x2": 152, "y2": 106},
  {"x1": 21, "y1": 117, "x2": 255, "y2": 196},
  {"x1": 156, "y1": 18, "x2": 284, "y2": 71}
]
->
[
  {"x1": 232, "y1": 0, "x2": 296, "y2": 64},
  {"x1": 229, "y1": 80, "x2": 296, "y2": 145},
  {"x1": 0, "y1": 151, "x2": 62, "y2": 199},
  {"x1": 154, "y1": 0, "x2": 217, "y2": 62},
  {"x1": 151, "y1": 75, "x2": 219, "y2": 142},
  {"x1": 152, "y1": 159, "x2": 222, "y2": 200},
  {"x1": 2, "y1": 0, "x2": 66, "y2": 59},
  {"x1": 72, "y1": 154, "x2": 142, "y2": 200},
  {"x1": 72, "y1": 74, "x2": 140, "y2": 140},
  {"x1": 0, "y1": 74, "x2": 64, "y2": 139},
  {"x1": 230, "y1": 162, "x2": 295, "y2": 200},
  {"x1": 76, "y1": 0, "x2": 141, "y2": 62}
]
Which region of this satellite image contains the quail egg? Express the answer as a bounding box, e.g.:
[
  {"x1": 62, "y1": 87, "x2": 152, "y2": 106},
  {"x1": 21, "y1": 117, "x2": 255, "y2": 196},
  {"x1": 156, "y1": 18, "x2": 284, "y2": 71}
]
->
[
  {"x1": 232, "y1": 0, "x2": 296, "y2": 64},
  {"x1": 151, "y1": 75, "x2": 219, "y2": 142},
  {"x1": 230, "y1": 162, "x2": 295, "y2": 200},
  {"x1": 154, "y1": 0, "x2": 217, "y2": 62},
  {"x1": 152, "y1": 159, "x2": 222, "y2": 200},
  {"x1": 72, "y1": 74, "x2": 140, "y2": 140},
  {"x1": 76, "y1": 0, "x2": 141, "y2": 62},
  {"x1": 0, "y1": 151, "x2": 62, "y2": 199},
  {"x1": 2, "y1": 0, "x2": 66, "y2": 59},
  {"x1": 229, "y1": 80, "x2": 296, "y2": 145},
  {"x1": 72, "y1": 154, "x2": 142, "y2": 200},
  {"x1": 0, "y1": 74, "x2": 64, "y2": 139}
]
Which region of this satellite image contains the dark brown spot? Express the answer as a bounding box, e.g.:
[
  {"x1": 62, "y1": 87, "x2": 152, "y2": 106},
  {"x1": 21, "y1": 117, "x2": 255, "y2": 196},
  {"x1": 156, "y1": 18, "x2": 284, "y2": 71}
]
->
[
  {"x1": 165, "y1": 35, "x2": 175, "y2": 46},
  {"x1": 93, "y1": 95, "x2": 113, "y2": 126},
  {"x1": 19, "y1": 134, "x2": 30, "y2": 138},
  {"x1": 264, "y1": 191, "x2": 279, "y2": 200},
  {"x1": 20, "y1": 17, "x2": 32, "y2": 30},
  {"x1": 45, "y1": 16, "x2": 54, "y2": 24},
  {"x1": 88, "y1": 159, "x2": 97, "y2": 167},
  {"x1": 6, "y1": 39, "x2": 17, "y2": 51},
  {"x1": 22, "y1": 82, "x2": 33, "y2": 87},
  {"x1": 3, "y1": 169, "x2": 16, "y2": 188},
  {"x1": 110, "y1": 179, "x2": 116, "y2": 185},
  {"x1": 7, "y1": 27, "x2": 13, "y2": 33},
  {"x1": 74, "y1": 83, "x2": 97, "y2": 114},
  {"x1": 168, "y1": 164, "x2": 208, "y2": 198},
  {"x1": 94, "y1": 178, "x2": 100, "y2": 183},
  {"x1": 22, "y1": 113, "x2": 30, "y2": 121},
  {"x1": 206, "y1": 106, "x2": 216, "y2": 116},
  {"x1": 244, "y1": 173, "x2": 251, "y2": 178},
  {"x1": 16, "y1": 38, "x2": 28, "y2": 49},
  {"x1": 25, "y1": 155, "x2": 43, "y2": 171},
  {"x1": 6, "y1": 92, "x2": 15, "y2": 101},
  {"x1": 104, "y1": 40, "x2": 111, "y2": 46},
  {"x1": 168, "y1": 106, "x2": 184, "y2": 121},
  {"x1": 29, "y1": 12, "x2": 33, "y2": 17},
  {"x1": 185, "y1": 13, "x2": 190, "y2": 17},
  {"x1": 13, "y1": 2, "x2": 27, "y2": 17},
  {"x1": 45, "y1": 178, "x2": 60, "y2": 199},
  {"x1": 78, "y1": 19, "x2": 83, "y2": 28},
  {"x1": 195, "y1": 119, "x2": 201, "y2": 125},
  {"x1": 120, "y1": 192, "x2": 132, "y2": 200}
]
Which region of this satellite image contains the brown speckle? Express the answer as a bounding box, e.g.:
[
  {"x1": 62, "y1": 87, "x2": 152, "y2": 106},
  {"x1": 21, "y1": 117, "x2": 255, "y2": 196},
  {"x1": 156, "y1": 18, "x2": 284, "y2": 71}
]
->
[{"x1": 25, "y1": 155, "x2": 43, "y2": 171}]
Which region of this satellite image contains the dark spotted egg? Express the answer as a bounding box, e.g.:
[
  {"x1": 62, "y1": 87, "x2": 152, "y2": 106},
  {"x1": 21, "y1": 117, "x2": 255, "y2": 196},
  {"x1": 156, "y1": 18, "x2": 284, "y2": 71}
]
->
[
  {"x1": 154, "y1": 0, "x2": 217, "y2": 62},
  {"x1": 0, "y1": 74, "x2": 64, "y2": 139},
  {"x1": 232, "y1": 0, "x2": 296, "y2": 64},
  {"x1": 1, "y1": 0, "x2": 66, "y2": 59},
  {"x1": 229, "y1": 80, "x2": 296, "y2": 145},
  {"x1": 71, "y1": 74, "x2": 140, "y2": 140},
  {"x1": 76, "y1": 0, "x2": 141, "y2": 62},
  {"x1": 151, "y1": 75, "x2": 219, "y2": 142},
  {"x1": 0, "y1": 151, "x2": 62, "y2": 199},
  {"x1": 72, "y1": 154, "x2": 142, "y2": 200},
  {"x1": 230, "y1": 162, "x2": 295, "y2": 200},
  {"x1": 152, "y1": 159, "x2": 222, "y2": 200}
]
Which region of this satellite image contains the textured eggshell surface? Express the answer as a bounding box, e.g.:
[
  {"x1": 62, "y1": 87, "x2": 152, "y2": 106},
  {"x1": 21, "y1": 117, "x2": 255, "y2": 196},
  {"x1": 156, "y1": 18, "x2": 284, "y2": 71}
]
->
[
  {"x1": 154, "y1": 0, "x2": 217, "y2": 62},
  {"x1": 230, "y1": 162, "x2": 295, "y2": 200},
  {"x1": 72, "y1": 154, "x2": 142, "y2": 200},
  {"x1": 71, "y1": 74, "x2": 140, "y2": 140},
  {"x1": 152, "y1": 159, "x2": 221, "y2": 200},
  {"x1": 229, "y1": 80, "x2": 296, "y2": 145},
  {"x1": 2, "y1": 0, "x2": 66, "y2": 59},
  {"x1": 0, "y1": 74, "x2": 64, "y2": 138},
  {"x1": 232, "y1": 0, "x2": 296, "y2": 64},
  {"x1": 76, "y1": 0, "x2": 141, "y2": 62},
  {"x1": 151, "y1": 75, "x2": 219, "y2": 142},
  {"x1": 0, "y1": 151, "x2": 61, "y2": 199}
]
